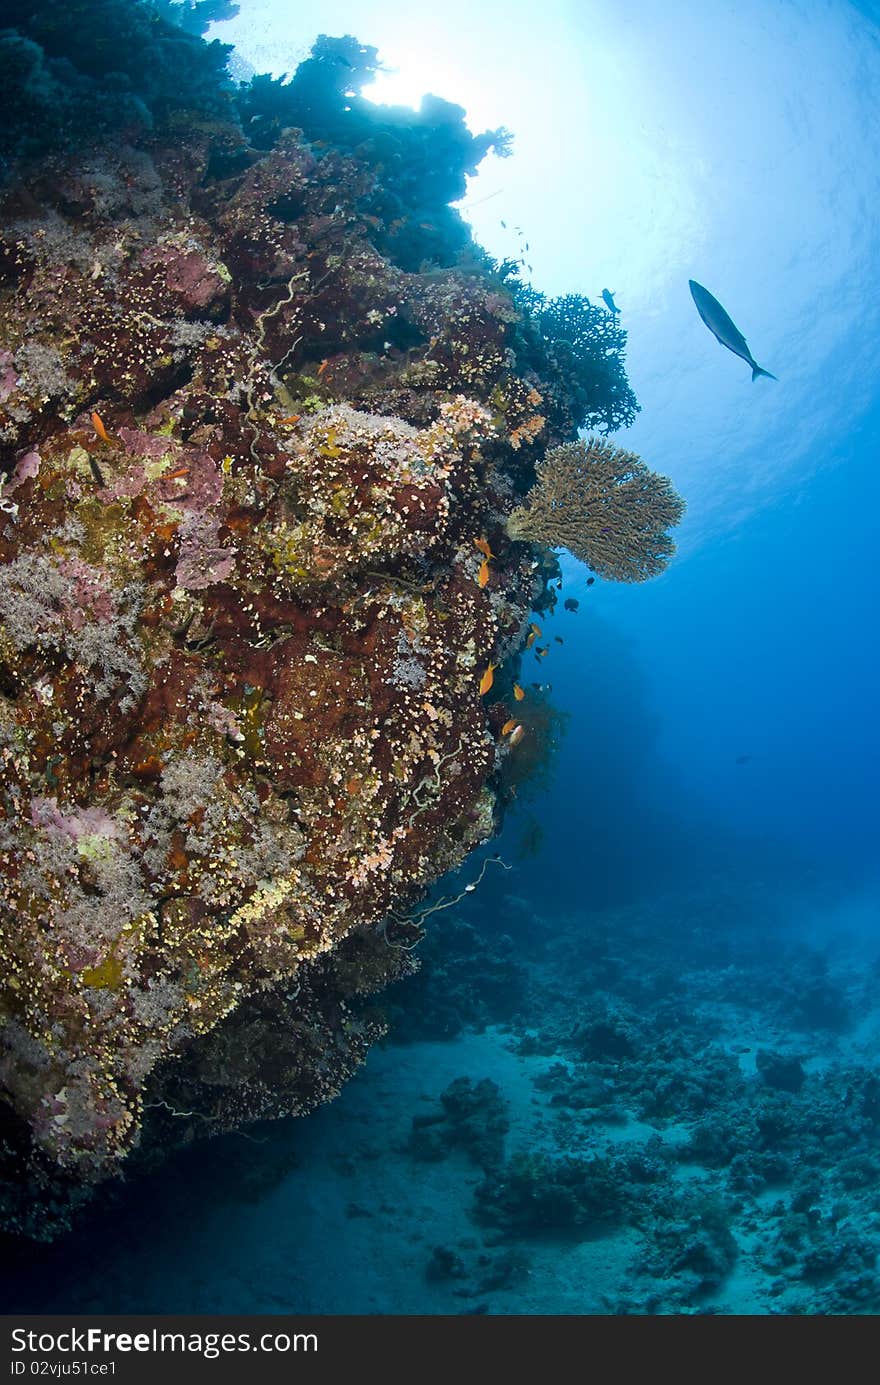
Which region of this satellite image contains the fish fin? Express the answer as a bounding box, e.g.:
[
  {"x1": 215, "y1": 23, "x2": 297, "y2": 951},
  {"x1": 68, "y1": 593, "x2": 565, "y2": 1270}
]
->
[{"x1": 751, "y1": 364, "x2": 777, "y2": 382}]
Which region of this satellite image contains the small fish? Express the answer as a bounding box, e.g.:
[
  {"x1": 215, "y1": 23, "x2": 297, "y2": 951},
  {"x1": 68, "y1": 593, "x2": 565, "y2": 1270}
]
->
[
  {"x1": 479, "y1": 662, "x2": 497, "y2": 696},
  {"x1": 601, "y1": 289, "x2": 619, "y2": 315},
  {"x1": 501, "y1": 717, "x2": 518, "y2": 736},
  {"x1": 513, "y1": 683, "x2": 525, "y2": 701},
  {"x1": 564, "y1": 598, "x2": 579, "y2": 612},
  {"x1": 689, "y1": 279, "x2": 776, "y2": 381},
  {"x1": 317, "y1": 359, "x2": 330, "y2": 377},
  {"x1": 91, "y1": 411, "x2": 112, "y2": 443},
  {"x1": 525, "y1": 621, "x2": 542, "y2": 649},
  {"x1": 537, "y1": 646, "x2": 549, "y2": 659},
  {"x1": 586, "y1": 577, "x2": 595, "y2": 586},
  {"x1": 508, "y1": 724, "x2": 525, "y2": 747},
  {"x1": 88, "y1": 457, "x2": 105, "y2": 486},
  {"x1": 165, "y1": 466, "x2": 189, "y2": 480},
  {"x1": 279, "y1": 413, "x2": 301, "y2": 424},
  {"x1": 473, "y1": 537, "x2": 495, "y2": 560},
  {"x1": 477, "y1": 558, "x2": 490, "y2": 588},
  {"x1": 554, "y1": 636, "x2": 564, "y2": 645}
]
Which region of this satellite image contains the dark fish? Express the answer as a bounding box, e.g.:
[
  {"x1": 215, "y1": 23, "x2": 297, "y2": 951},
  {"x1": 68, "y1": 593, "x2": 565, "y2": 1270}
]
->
[
  {"x1": 564, "y1": 597, "x2": 579, "y2": 612},
  {"x1": 554, "y1": 636, "x2": 564, "y2": 644},
  {"x1": 88, "y1": 457, "x2": 105, "y2": 487},
  {"x1": 601, "y1": 288, "x2": 619, "y2": 315},
  {"x1": 586, "y1": 577, "x2": 595, "y2": 586},
  {"x1": 689, "y1": 280, "x2": 776, "y2": 381}
]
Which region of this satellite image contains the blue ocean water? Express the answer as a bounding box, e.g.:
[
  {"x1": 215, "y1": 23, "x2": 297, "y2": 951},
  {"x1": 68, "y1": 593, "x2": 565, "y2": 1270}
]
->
[{"x1": 4, "y1": 0, "x2": 880, "y2": 1315}]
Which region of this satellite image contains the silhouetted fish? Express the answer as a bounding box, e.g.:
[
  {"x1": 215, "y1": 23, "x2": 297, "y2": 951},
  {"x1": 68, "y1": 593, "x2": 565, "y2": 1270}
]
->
[
  {"x1": 689, "y1": 280, "x2": 776, "y2": 381},
  {"x1": 586, "y1": 577, "x2": 595, "y2": 586},
  {"x1": 601, "y1": 289, "x2": 619, "y2": 314},
  {"x1": 564, "y1": 598, "x2": 579, "y2": 612}
]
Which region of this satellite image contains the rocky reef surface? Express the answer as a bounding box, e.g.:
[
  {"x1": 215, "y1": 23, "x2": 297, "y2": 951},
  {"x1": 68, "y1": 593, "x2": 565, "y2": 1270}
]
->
[{"x1": 0, "y1": 13, "x2": 664, "y2": 1239}]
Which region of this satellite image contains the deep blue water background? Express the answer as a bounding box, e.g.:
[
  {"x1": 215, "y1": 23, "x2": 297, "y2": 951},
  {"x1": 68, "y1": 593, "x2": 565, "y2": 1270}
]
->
[
  {"x1": 3, "y1": 0, "x2": 879, "y2": 1315},
  {"x1": 537, "y1": 422, "x2": 880, "y2": 910}
]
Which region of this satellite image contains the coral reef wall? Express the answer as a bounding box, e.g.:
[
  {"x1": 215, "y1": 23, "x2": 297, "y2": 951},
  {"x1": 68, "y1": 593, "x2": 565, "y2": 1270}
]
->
[{"x1": 0, "y1": 10, "x2": 641, "y2": 1238}]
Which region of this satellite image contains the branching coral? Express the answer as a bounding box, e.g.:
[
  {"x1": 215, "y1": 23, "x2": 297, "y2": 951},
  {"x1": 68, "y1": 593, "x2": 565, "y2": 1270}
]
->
[
  {"x1": 508, "y1": 287, "x2": 639, "y2": 438},
  {"x1": 506, "y1": 436, "x2": 686, "y2": 583}
]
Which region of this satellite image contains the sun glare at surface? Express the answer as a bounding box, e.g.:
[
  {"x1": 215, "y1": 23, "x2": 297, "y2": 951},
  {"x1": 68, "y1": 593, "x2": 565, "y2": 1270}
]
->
[
  {"x1": 362, "y1": 64, "x2": 465, "y2": 114},
  {"x1": 212, "y1": 0, "x2": 880, "y2": 542}
]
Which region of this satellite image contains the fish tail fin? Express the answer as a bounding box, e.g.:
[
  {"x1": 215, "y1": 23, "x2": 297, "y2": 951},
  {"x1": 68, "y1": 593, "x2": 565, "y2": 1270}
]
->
[{"x1": 751, "y1": 364, "x2": 777, "y2": 382}]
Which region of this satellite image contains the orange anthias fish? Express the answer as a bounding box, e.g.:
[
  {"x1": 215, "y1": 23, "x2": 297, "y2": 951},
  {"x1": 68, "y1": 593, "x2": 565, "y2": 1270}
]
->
[
  {"x1": 317, "y1": 359, "x2": 330, "y2": 377},
  {"x1": 473, "y1": 537, "x2": 495, "y2": 560},
  {"x1": 477, "y1": 558, "x2": 490, "y2": 588},
  {"x1": 525, "y1": 621, "x2": 542, "y2": 650},
  {"x1": 279, "y1": 413, "x2": 301, "y2": 425},
  {"x1": 509, "y1": 724, "x2": 526, "y2": 747},
  {"x1": 479, "y1": 662, "x2": 497, "y2": 696},
  {"x1": 91, "y1": 411, "x2": 113, "y2": 444},
  {"x1": 513, "y1": 683, "x2": 525, "y2": 701},
  {"x1": 500, "y1": 717, "x2": 518, "y2": 736}
]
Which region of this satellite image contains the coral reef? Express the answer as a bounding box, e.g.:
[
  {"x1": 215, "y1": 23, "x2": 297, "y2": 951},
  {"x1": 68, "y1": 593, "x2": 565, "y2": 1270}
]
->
[
  {"x1": 5, "y1": 870, "x2": 876, "y2": 1313},
  {"x1": 0, "y1": 6, "x2": 657, "y2": 1236},
  {"x1": 153, "y1": 0, "x2": 240, "y2": 37},
  {"x1": 508, "y1": 287, "x2": 639, "y2": 438},
  {"x1": 371, "y1": 880, "x2": 878, "y2": 1312},
  {"x1": 386, "y1": 913, "x2": 528, "y2": 1041},
  {"x1": 0, "y1": 0, "x2": 234, "y2": 171},
  {"x1": 474, "y1": 1147, "x2": 642, "y2": 1235},
  {"x1": 507, "y1": 437, "x2": 686, "y2": 582},
  {"x1": 409, "y1": 1076, "x2": 509, "y2": 1171}
]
